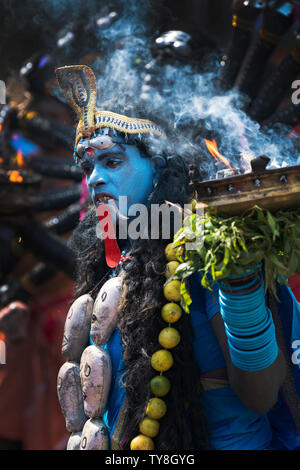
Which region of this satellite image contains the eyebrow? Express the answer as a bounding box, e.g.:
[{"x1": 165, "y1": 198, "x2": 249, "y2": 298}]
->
[
  {"x1": 81, "y1": 149, "x2": 126, "y2": 163},
  {"x1": 98, "y1": 151, "x2": 125, "y2": 159}
]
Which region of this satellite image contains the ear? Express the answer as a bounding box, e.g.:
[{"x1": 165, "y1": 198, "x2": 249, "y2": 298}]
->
[
  {"x1": 150, "y1": 155, "x2": 167, "y2": 169},
  {"x1": 150, "y1": 155, "x2": 166, "y2": 186}
]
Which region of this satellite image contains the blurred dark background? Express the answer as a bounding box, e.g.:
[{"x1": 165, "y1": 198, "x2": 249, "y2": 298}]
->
[{"x1": 0, "y1": 0, "x2": 233, "y2": 80}]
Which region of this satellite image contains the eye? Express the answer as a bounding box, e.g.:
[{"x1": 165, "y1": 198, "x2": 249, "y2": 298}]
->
[{"x1": 105, "y1": 158, "x2": 122, "y2": 169}]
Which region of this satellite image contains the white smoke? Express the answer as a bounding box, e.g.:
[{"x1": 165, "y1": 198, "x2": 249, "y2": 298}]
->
[{"x1": 53, "y1": 0, "x2": 299, "y2": 179}]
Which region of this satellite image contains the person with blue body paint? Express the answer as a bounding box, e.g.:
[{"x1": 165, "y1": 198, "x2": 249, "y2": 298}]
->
[{"x1": 57, "y1": 65, "x2": 300, "y2": 450}]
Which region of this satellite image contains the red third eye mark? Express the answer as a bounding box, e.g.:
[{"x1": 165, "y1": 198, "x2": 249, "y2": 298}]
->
[{"x1": 86, "y1": 147, "x2": 95, "y2": 157}]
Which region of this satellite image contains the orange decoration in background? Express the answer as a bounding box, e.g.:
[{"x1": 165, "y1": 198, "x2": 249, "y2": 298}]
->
[
  {"x1": 16, "y1": 149, "x2": 24, "y2": 167},
  {"x1": 25, "y1": 111, "x2": 37, "y2": 120},
  {"x1": 9, "y1": 170, "x2": 23, "y2": 183}
]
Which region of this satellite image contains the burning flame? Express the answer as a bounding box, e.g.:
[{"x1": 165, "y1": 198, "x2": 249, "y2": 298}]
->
[
  {"x1": 16, "y1": 149, "x2": 24, "y2": 167},
  {"x1": 204, "y1": 138, "x2": 236, "y2": 175},
  {"x1": 9, "y1": 170, "x2": 23, "y2": 183},
  {"x1": 0, "y1": 123, "x2": 2, "y2": 134}
]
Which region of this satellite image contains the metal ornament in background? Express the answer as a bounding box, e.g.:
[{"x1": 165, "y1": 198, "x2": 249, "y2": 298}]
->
[
  {"x1": 18, "y1": 9, "x2": 119, "y2": 101},
  {"x1": 249, "y1": 27, "x2": 300, "y2": 122},
  {"x1": 0, "y1": 80, "x2": 6, "y2": 104},
  {"x1": 153, "y1": 31, "x2": 193, "y2": 59},
  {"x1": 0, "y1": 99, "x2": 74, "y2": 151},
  {"x1": 26, "y1": 156, "x2": 83, "y2": 181},
  {"x1": 215, "y1": 0, "x2": 300, "y2": 133},
  {"x1": 140, "y1": 30, "x2": 193, "y2": 103},
  {"x1": 234, "y1": 1, "x2": 294, "y2": 101},
  {"x1": 219, "y1": 0, "x2": 266, "y2": 89}
]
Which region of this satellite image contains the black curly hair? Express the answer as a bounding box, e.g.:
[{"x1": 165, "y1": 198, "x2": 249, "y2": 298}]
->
[{"x1": 70, "y1": 152, "x2": 208, "y2": 450}]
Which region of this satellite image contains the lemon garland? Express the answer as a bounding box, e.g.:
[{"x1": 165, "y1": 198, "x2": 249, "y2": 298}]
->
[{"x1": 130, "y1": 243, "x2": 183, "y2": 450}]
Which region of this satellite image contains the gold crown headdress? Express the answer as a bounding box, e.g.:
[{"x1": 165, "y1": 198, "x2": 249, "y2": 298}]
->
[{"x1": 55, "y1": 65, "x2": 164, "y2": 162}]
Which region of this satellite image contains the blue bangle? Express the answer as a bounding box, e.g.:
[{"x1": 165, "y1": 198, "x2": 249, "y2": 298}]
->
[
  {"x1": 226, "y1": 310, "x2": 274, "y2": 350},
  {"x1": 220, "y1": 302, "x2": 268, "y2": 327},
  {"x1": 219, "y1": 280, "x2": 265, "y2": 303},
  {"x1": 225, "y1": 263, "x2": 263, "y2": 280},
  {"x1": 219, "y1": 278, "x2": 278, "y2": 372},
  {"x1": 228, "y1": 340, "x2": 278, "y2": 371},
  {"x1": 219, "y1": 283, "x2": 267, "y2": 328},
  {"x1": 226, "y1": 309, "x2": 271, "y2": 336},
  {"x1": 218, "y1": 274, "x2": 261, "y2": 293}
]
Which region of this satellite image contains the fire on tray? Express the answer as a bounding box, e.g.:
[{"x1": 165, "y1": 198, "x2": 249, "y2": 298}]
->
[{"x1": 192, "y1": 138, "x2": 300, "y2": 216}]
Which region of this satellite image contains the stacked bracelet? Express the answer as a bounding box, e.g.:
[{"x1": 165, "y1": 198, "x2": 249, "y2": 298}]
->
[{"x1": 219, "y1": 270, "x2": 278, "y2": 372}]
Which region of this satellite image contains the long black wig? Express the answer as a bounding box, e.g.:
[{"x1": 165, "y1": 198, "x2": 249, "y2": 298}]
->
[{"x1": 69, "y1": 149, "x2": 209, "y2": 450}]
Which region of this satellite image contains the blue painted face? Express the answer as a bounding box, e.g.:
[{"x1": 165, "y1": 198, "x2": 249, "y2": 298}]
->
[{"x1": 80, "y1": 141, "x2": 154, "y2": 215}]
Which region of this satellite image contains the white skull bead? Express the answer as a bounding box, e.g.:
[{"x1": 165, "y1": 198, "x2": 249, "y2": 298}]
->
[
  {"x1": 67, "y1": 432, "x2": 82, "y2": 450},
  {"x1": 80, "y1": 418, "x2": 109, "y2": 450},
  {"x1": 57, "y1": 361, "x2": 87, "y2": 432},
  {"x1": 80, "y1": 345, "x2": 112, "y2": 418},
  {"x1": 91, "y1": 276, "x2": 122, "y2": 346},
  {"x1": 62, "y1": 294, "x2": 94, "y2": 362}
]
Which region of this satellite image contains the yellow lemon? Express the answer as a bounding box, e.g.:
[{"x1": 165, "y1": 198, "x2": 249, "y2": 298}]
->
[
  {"x1": 150, "y1": 375, "x2": 171, "y2": 397},
  {"x1": 139, "y1": 417, "x2": 160, "y2": 438},
  {"x1": 158, "y1": 327, "x2": 181, "y2": 349},
  {"x1": 151, "y1": 349, "x2": 174, "y2": 372},
  {"x1": 191, "y1": 199, "x2": 197, "y2": 213},
  {"x1": 146, "y1": 398, "x2": 167, "y2": 420},
  {"x1": 161, "y1": 303, "x2": 182, "y2": 323},
  {"x1": 164, "y1": 261, "x2": 180, "y2": 279},
  {"x1": 130, "y1": 434, "x2": 155, "y2": 450},
  {"x1": 163, "y1": 280, "x2": 181, "y2": 302},
  {"x1": 164, "y1": 243, "x2": 178, "y2": 261}
]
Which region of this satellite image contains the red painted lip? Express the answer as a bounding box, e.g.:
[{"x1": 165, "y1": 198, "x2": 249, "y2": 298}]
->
[{"x1": 93, "y1": 192, "x2": 117, "y2": 204}]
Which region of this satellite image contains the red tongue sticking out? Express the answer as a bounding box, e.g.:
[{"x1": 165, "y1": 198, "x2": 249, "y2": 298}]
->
[{"x1": 96, "y1": 203, "x2": 121, "y2": 268}]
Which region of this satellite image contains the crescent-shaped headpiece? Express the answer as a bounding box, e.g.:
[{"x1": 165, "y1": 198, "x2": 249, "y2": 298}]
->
[{"x1": 55, "y1": 65, "x2": 164, "y2": 159}]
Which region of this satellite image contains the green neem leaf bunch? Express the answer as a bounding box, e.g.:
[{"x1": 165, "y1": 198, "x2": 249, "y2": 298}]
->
[{"x1": 171, "y1": 205, "x2": 300, "y2": 312}]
